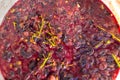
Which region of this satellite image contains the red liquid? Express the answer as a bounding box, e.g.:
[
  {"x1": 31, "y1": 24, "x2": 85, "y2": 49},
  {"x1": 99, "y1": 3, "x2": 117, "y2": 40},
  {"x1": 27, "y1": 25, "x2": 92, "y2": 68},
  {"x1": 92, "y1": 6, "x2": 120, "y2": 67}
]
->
[{"x1": 0, "y1": 0, "x2": 119, "y2": 80}]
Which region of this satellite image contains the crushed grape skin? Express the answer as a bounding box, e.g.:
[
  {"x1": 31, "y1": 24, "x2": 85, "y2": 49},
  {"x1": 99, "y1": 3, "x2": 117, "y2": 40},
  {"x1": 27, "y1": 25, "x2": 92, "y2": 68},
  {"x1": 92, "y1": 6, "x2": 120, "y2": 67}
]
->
[{"x1": 0, "y1": 0, "x2": 119, "y2": 80}]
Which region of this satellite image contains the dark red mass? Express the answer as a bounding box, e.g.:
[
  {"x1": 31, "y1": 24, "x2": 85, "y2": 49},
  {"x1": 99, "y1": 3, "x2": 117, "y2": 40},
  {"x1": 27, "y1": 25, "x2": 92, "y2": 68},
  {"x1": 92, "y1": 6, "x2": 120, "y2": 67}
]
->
[{"x1": 0, "y1": 0, "x2": 120, "y2": 80}]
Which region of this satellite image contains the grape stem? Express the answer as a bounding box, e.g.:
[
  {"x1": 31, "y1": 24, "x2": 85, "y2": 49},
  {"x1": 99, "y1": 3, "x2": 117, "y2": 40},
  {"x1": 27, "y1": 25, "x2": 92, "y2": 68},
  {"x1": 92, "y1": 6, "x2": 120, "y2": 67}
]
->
[{"x1": 112, "y1": 54, "x2": 120, "y2": 68}]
